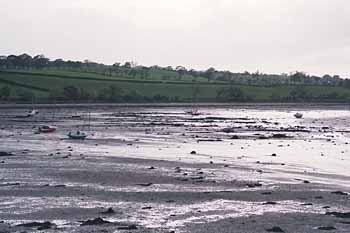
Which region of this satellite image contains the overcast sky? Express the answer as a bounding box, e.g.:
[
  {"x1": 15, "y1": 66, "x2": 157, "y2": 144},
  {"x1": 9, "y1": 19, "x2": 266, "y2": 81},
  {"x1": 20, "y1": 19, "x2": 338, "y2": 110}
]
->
[{"x1": 1, "y1": 0, "x2": 349, "y2": 76}]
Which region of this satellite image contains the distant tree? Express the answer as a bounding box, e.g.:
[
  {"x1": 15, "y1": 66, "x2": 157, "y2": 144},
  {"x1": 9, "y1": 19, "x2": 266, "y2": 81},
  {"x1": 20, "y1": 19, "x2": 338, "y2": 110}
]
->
[
  {"x1": 290, "y1": 71, "x2": 307, "y2": 84},
  {"x1": 204, "y1": 67, "x2": 216, "y2": 81},
  {"x1": 123, "y1": 62, "x2": 132, "y2": 68},
  {"x1": 176, "y1": 66, "x2": 187, "y2": 80},
  {"x1": 51, "y1": 59, "x2": 65, "y2": 69},
  {"x1": 18, "y1": 53, "x2": 33, "y2": 68},
  {"x1": 33, "y1": 54, "x2": 49, "y2": 69}
]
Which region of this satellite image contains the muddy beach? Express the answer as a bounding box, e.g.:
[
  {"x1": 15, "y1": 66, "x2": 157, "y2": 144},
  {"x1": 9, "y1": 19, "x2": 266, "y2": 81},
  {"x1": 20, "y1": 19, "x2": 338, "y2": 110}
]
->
[{"x1": 0, "y1": 104, "x2": 349, "y2": 232}]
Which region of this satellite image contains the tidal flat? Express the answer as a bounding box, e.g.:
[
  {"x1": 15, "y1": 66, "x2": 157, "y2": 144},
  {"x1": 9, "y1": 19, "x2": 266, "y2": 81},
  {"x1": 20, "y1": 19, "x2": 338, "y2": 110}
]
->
[{"x1": 0, "y1": 104, "x2": 349, "y2": 232}]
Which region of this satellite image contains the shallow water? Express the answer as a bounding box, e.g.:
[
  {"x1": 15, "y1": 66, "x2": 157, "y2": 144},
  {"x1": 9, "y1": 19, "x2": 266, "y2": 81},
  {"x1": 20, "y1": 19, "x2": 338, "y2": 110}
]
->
[{"x1": 1, "y1": 105, "x2": 349, "y2": 188}]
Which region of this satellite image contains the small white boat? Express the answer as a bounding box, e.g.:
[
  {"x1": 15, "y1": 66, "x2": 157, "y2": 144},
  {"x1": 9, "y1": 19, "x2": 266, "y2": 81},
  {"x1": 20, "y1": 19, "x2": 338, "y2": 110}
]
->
[
  {"x1": 15, "y1": 109, "x2": 39, "y2": 118},
  {"x1": 186, "y1": 109, "x2": 201, "y2": 116},
  {"x1": 68, "y1": 131, "x2": 87, "y2": 140},
  {"x1": 294, "y1": 113, "x2": 303, "y2": 119},
  {"x1": 27, "y1": 109, "x2": 39, "y2": 117}
]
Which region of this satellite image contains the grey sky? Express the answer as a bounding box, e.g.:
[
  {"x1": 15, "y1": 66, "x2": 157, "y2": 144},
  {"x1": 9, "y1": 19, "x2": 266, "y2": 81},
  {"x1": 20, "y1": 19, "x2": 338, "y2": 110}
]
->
[{"x1": 1, "y1": 0, "x2": 349, "y2": 76}]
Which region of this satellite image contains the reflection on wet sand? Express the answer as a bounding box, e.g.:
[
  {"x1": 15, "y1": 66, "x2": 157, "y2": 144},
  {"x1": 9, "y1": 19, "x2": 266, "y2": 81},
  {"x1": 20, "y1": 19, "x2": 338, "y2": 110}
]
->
[{"x1": 0, "y1": 104, "x2": 349, "y2": 232}]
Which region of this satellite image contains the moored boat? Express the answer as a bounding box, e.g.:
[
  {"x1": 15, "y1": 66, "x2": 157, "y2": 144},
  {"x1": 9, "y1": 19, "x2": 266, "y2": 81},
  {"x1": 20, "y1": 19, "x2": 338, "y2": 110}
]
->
[
  {"x1": 38, "y1": 125, "x2": 57, "y2": 133},
  {"x1": 186, "y1": 109, "x2": 201, "y2": 116},
  {"x1": 294, "y1": 113, "x2": 303, "y2": 119},
  {"x1": 68, "y1": 131, "x2": 87, "y2": 140}
]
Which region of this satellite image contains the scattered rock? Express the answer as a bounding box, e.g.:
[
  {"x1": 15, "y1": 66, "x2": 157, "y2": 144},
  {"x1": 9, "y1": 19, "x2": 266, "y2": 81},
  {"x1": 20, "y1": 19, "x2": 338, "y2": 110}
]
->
[
  {"x1": 326, "y1": 212, "x2": 350, "y2": 218},
  {"x1": 136, "y1": 183, "x2": 153, "y2": 187},
  {"x1": 117, "y1": 224, "x2": 138, "y2": 230},
  {"x1": 0, "y1": 152, "x2": 12, "y2": 157},
  {"x1": 263, "y1": 201, "x2": 278, "y2": 205},
  {"x1": 191, "y1": 176, "x2": 204, "y2": 180},
  {"x1": 81, "y1": 217, "x2": 111, "y2": 226},
  {"x1": 266, "y1": 226, "x2": 285, "y2": 232},
  {"x1": 331, "y1": 191, "x2": 348, "y2": 196},
  {"x1": 272, "y1": 134, "x2": 288, "y2": 139},
  {"x1": 301, "y1": 203, "x2": 313, "y2": 206},
  {"x1": 246, "y1": 182, "x2": 262, "y2": 188},
  {"x1": 100, "y1": 207, "x2": 115, "y2": 215},
  {"x1": 17, "y1": 221, "x2": 55, "y2": 230},
  {"x1": 222, "y1": 128, "x2": 235, "y2": 133},
  {"x1": 317, "y1": 226, "x2": 336, "y2": 230}
]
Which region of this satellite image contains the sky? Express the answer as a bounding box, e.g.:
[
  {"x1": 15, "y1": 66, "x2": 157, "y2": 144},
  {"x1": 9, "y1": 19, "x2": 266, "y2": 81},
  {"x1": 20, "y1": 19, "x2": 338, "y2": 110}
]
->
[{"x1": 1, "y1": 0, "x2": 350, "y2": 77}]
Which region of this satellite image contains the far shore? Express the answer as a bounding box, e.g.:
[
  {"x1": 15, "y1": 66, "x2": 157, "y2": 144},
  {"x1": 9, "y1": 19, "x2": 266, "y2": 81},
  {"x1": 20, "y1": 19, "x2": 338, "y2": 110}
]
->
[{"x1": 0, "y1": 102, "x2": 349, "y2": 109}]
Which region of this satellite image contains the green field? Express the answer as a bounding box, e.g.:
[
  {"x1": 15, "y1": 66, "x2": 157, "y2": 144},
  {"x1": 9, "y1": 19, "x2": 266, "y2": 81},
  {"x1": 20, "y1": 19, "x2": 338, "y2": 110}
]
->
[{"x1": 1, "y1": 69, "x2": 350, "y2": 103}]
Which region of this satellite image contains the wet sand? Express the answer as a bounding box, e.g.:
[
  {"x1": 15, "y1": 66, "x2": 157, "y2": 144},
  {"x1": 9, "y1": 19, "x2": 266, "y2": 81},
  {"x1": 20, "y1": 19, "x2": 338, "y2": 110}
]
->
[{"x1": 0, "y1": 104, "x2": 349, "y2": 232}]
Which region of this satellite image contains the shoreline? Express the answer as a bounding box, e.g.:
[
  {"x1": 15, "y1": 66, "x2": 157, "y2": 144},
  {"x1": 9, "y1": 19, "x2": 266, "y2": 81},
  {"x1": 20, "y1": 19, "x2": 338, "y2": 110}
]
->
[{"x1": 0, "y1": 102, "x2": 349, "y2": 109}]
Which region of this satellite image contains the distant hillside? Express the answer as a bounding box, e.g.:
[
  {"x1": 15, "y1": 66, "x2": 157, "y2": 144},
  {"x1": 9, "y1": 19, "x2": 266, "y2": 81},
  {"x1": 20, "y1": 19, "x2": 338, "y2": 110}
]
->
[{"x1": 1, "y1": 53, "x2": 350, "y2": 103}]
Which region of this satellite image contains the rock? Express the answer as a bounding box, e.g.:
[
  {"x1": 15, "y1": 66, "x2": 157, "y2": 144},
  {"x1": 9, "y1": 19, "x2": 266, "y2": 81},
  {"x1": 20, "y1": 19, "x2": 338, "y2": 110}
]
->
[
  {"x1": 100, "y1": 207, "x2": 115, "y2": 215},
  {"x1": 190, "y1": 151, "x2": 197, "y2": 154},
  {"x1": 301, "y1": 203, "x2": 313, "y2": 206},
  {"x1": 261, "y1": 192, "x2": 272, "y2": 195},
  {"x1": 271, "y1": 153, "x2": 277, "y2": 157},
  {"x1": 141, "y1": 206, "x2": 152, "y2": 210},
  {"x1": 222, "y1": 128, "x2": 235, "y2": 133},
  {"x1": 266, "y1": 226, "x2": 285, "y2": 232},
  {"x1": 246, "y1": 182, "x2": 262, "y2": 188},
  {"x1": 148, "y1": 166, "x2": 156, "y2": 170},
  {"x1": 263, "y1": 201, "x2": 277, "y2": 205},
  {"x1": 317, "y1": 226, "x2": 336, "y2": 230},
  {"x1": 136, "y1": 183, "x2": 153, "y2": 187},
  {"x1": 191, "y1": 176, "x2": 204, "y2": 180},
  {"x1": 81, "y1": 217, "x2": 111, "y2": 226},
  {"x1": 272, "y1": 134, "x2": 288, "y2": 138},
  {"x1": 231, "y1": 135, "x2": 239, "y2": 139},
  {"x1": 0, "y1": 152, "x2": 12, "y2": 157},
  {"x1": 331, "y1": 191, "x2": 348, "y2": 196},
  {"x1": 326, "y1": 212, "x2": 350, "y2": 218},
  {"x1": 17, "y1": 221, "x2": 55, "y2": 230},
  {"x1": 117, "y1": 224, "x2": 138, "y2": 230}
]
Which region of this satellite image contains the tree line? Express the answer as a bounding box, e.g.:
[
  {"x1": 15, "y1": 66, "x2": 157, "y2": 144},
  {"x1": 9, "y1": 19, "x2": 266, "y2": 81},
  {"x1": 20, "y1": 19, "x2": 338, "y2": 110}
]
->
[{"x1": 1, "y1": 53, "x2": 350, "y2": 88}]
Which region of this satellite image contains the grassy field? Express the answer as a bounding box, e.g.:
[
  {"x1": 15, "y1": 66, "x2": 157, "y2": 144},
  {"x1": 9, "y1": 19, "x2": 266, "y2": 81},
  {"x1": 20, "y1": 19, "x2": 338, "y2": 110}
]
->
[{"x1": 1, "y1": 69, "x2": 350, "y2": 103}]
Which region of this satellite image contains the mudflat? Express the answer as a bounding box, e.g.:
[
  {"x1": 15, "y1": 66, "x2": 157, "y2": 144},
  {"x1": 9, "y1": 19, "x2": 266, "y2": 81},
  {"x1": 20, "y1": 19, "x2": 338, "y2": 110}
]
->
[{"x1": 0, "y1": 104, "x2": 349, "y2": 232}]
